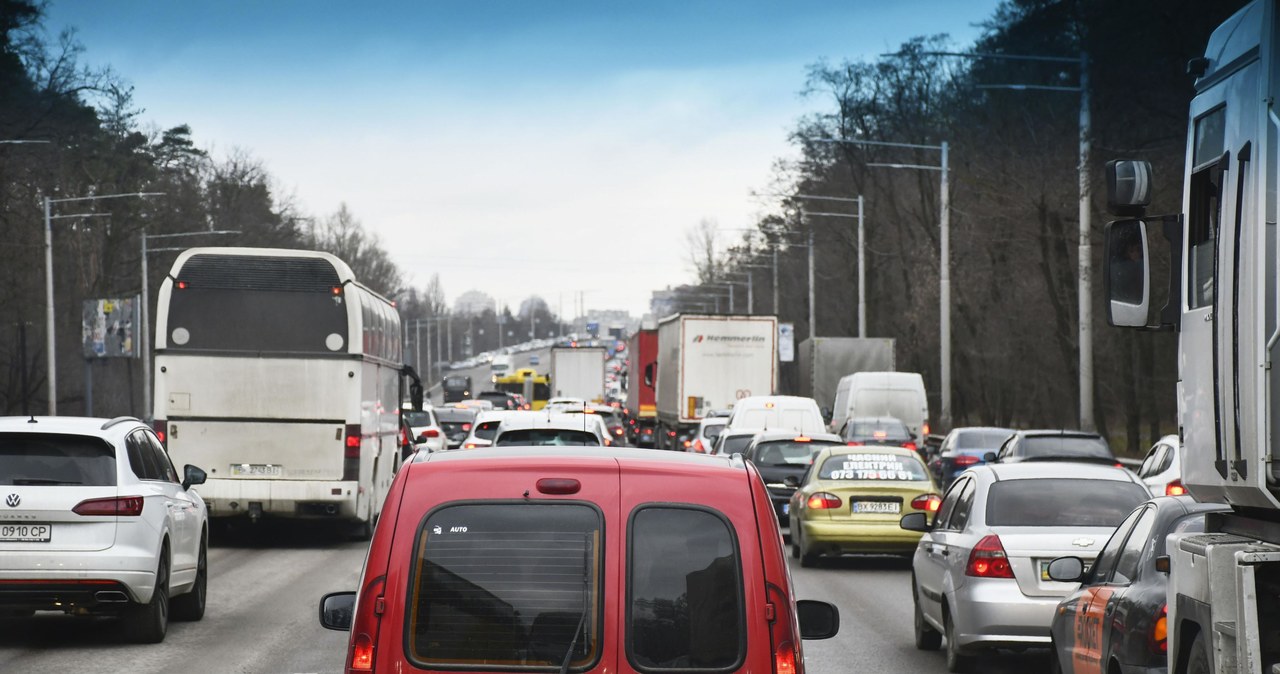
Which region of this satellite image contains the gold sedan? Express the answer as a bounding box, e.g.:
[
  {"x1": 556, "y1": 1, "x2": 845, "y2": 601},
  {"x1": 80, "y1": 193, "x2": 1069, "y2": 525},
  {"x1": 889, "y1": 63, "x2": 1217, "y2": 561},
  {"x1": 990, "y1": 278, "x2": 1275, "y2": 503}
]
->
[{"x1": 788, "y1": 445, "x2": 940, "y2": 567}]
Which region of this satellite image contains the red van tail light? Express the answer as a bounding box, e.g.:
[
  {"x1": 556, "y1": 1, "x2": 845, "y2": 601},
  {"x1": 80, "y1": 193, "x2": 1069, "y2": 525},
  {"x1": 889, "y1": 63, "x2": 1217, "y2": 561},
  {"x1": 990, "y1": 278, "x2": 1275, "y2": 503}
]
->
[
  {"x1": 966, "y1": 535, "x2": 1014, "y2": 578},
  {"x1": 73, "y1": 496, "x2": 144, "y2": 516},
  {"x1": 910, "y1": 494, "x2": 941, "y2": 512},
  {"x1": 536, "y1": 478, "x2": 581, "y2": 495},
  {"x1": 350, "y1": 633, "x2": 374, "y2": 671},
  {"x1": 1165, "y1": 480, "x2": 1186, "y2": 496},
  {"x1": 774, "y1": 641, "x2": 797, "y2": 674},
  {"x1": 152, "y1": 419, "x2": 167, "y2": 447},
  {"x1": 807, "y1": 492, "x2": 842, "y2": 510}
]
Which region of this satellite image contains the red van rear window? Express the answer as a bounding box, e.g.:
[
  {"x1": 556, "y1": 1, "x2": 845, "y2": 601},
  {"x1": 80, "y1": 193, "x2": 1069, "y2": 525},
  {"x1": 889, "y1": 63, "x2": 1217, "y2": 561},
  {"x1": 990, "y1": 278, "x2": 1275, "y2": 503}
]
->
[{"x1": 407, "y1": 503, "x2": 603, "y2": 670}]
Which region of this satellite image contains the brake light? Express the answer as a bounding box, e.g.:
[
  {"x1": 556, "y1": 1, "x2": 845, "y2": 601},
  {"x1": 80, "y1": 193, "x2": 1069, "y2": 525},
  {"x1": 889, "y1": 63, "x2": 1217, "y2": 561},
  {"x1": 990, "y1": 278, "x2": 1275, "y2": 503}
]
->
[
  {"x1": 668, "y1": 430, "x2": 677, "y2": 438},
  {"x1": 462, "y1": 423, "x2": 472, "y2": 432},
  {"x1": 1151, "y1": 604, "x2": 1168, "y2": 653},
  {"x1": 954, "y1": 454, "x2": 981, "y2": 467},
  {"x1": 966, "y1": 535, "x2": 1014, "y2": 578},
  {"x1": 923, "y1": 423, "x2": 930, "y2": 436},
  {"x1": 911, "y1": 494, "x2": 942, "y2": 512},
  {"x1": 1166, "y1": 480, "x2": 1186, "y2": 496},
  {"x1": 847, "y1": 440, "x2": 863, "y2": 446},
  {"x1": 873, "y1": 430, "x2": 887, "y2": 439},
  {"x1": 614, "y1": 427, "x2": 624, "y2": 436},
  {"x1": 343, "y1": 424, "x2": 361, "y2": 480},
  {"x1": 807, "y1": 492, "x2": 842, "y2": 509},
  {"x1": 73, "y1": 496, "x2": 144, "y2": 516},
  {"x1": 345, "y1": 426, "x2": 362, "y2": 457},
  {"x1": 152, "y1": 419, "x2": 168, "y2": 447},
  {"x1": 682, "y1": 440, "x2": 692, "y2": 449},
  {"x1": 902, "y1": 441, "x2": 918, "y2": 451},
  {"x1": 693, "y1": 439, "x2": 705, "y2": 453},
  {"x1": 537, "y1": 478, "x2": 581, "y2": 495},
  {"x1": 350, "y1": 628, "x2": 375, "y2": 671},
  {"x1": 400, "y1": 425, "x2": 410, "y2": 447},
  {"x1": 642, "y1": 428, "x2": 653, "y2": 435},
  {"x1": 176, "y1": 281, "x2": 188, "y2": 289},
  {"x1": 774, "y1": 641, "x2": 797, "y2": 674},
  {"x1": 423, "y1": 428, "x2": 440, "y2": 438}
]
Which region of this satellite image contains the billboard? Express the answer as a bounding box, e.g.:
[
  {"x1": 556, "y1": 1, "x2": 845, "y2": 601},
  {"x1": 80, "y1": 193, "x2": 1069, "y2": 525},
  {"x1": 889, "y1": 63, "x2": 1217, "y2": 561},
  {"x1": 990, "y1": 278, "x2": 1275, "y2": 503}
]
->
[{"x1": 82, "y1": 297, "x2": 139, "y2": 358}]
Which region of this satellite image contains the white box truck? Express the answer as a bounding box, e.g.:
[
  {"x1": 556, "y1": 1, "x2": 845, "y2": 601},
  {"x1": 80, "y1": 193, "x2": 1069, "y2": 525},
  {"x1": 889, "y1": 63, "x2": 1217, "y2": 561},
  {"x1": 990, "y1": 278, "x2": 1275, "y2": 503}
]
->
[
  {"x1": 1101, "y1": 3, "x2": 1280, "y2": 671},
  {"x1": 655, "y1": 314, "x2": 778, "y2": 450},
  {"x1": 549, "y1": 346, "x2": 607, "y2": 402}
]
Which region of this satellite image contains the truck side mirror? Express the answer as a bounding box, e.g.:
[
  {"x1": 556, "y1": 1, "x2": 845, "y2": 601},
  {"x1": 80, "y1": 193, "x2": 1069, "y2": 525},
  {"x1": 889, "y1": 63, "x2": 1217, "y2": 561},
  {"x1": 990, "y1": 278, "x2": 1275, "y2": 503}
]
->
[
  {"x1": 1105, "y1": 160, "x2": 1153, "y2": 216},
  {"x1": 1104, "y1": 219, "x2": 1152, "y2": 328}
]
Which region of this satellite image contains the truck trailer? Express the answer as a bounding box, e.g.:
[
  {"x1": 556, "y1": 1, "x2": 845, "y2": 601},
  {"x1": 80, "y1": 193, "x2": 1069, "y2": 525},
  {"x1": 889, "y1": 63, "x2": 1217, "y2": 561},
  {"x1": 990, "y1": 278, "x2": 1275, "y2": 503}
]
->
[
  {"x1": 655, "y1": 314, "x2": 778, "y2": 450},
  {"x1": 795, "y1": 337, "x2": 895, "y2": 414},
  {"x1": 548, "y1": 346, "x2": 607, "y2": 402}
]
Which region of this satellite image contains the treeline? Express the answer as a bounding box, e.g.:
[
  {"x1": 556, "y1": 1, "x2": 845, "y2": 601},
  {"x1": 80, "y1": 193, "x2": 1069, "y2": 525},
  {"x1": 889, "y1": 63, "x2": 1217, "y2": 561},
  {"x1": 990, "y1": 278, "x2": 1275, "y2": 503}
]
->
[
  {"x1": 0, "y1": 2, "x2": 559, "y2": 416},
  {"x1": 670, "y1": 0, "x2": 1247, "y2": 454}
]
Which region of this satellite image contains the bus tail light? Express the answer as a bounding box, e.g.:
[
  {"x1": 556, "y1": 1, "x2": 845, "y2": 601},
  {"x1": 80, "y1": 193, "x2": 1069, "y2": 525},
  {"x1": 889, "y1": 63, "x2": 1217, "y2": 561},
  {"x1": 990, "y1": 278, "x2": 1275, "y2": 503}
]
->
[
  {"x1": 152, "y1": 419, "x2": 168, "y2": 447},
  {"x1": 966, "y1": 535, "x2": 1014, "y2": 578},
  {"x1": 343, "y1": 425, "x2": 361, "y2": 481}
]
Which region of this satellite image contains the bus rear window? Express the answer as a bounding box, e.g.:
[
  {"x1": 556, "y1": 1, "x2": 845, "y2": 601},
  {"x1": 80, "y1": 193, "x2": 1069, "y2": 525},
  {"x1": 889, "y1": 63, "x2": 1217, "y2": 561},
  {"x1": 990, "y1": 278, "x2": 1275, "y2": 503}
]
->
[
  {"x1": 407, "y1": 503, "x2": 603, "y2": 670},
  {"x1": 0, "y1": 433, "x2": 117, "y2": 486},
  {"x1": 165, "y1": 288, "x2": 348, "y2": 354}
]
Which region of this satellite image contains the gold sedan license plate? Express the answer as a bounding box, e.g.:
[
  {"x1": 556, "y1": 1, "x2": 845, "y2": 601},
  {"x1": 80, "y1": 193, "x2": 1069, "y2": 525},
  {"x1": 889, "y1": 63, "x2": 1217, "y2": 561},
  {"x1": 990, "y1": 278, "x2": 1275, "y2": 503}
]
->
[
  {"x1": 851, "y1": 500, "x2": 900, "y2": 514},
  {"x1": 230, "y1": 464, "x2": 282, "y2": 477},
  {"x1": 0, "y1": 523, "x2": 51, "y2": 542}
]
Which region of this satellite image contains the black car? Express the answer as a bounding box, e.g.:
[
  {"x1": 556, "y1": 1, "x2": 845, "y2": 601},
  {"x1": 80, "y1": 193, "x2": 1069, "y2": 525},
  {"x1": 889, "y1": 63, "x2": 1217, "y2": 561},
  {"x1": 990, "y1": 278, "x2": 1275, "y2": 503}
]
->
[
  {"x1": 742, "y1": 430, "x2": 844, "y2": 526},
  {"x1": 435, "y1": 406, "x2": 479, "y2": 449},
  {"x1": 475, "y1": 390, "x2": 520, "y2": 411},
  {"x1": 994, "y1": 429, "x2": 1117, "y2": 465},
  {"x1": 1047, "y1": 496, "x2": 1230, "y2": 674}
]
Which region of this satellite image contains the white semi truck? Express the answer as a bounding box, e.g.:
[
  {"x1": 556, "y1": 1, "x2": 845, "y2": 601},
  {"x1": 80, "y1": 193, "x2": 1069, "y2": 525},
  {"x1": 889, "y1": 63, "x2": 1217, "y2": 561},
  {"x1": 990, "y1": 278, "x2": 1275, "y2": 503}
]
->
[
  {"x1": 1105, "y1": 2, "x2": 1280, "y2": 671},
  {"x1": 549, "y1": 346, "x2": 607, "y2": 402}
]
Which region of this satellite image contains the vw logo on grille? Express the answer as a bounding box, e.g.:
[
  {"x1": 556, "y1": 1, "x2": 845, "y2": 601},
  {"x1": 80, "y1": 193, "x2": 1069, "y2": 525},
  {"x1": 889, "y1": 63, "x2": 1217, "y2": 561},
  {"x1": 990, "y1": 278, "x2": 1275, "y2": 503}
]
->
[{"x1": 4, "y1": 494, "x2": 19, "y2": 508}]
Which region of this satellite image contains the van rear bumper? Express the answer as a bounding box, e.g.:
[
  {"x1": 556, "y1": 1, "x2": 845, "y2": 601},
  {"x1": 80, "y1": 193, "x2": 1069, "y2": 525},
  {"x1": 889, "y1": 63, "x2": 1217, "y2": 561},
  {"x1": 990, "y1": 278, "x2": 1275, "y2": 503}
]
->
[{"x1": 199, "y1": 479, "x2": 359, "y2": 519}]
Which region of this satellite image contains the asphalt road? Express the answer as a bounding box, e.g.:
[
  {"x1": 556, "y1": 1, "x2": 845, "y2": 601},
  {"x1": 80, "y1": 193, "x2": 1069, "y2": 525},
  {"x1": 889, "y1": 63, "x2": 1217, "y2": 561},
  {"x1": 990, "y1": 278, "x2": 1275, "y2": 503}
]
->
[
  {"x1": 0, "y1": 521, "x2": 1052, "y2": 674},
  {"x1": 430, "y1": 345, "x2": 552, "y2": 404},
  {"x1": 0, "y1": 522, "x2": 366, "y2": 674}
]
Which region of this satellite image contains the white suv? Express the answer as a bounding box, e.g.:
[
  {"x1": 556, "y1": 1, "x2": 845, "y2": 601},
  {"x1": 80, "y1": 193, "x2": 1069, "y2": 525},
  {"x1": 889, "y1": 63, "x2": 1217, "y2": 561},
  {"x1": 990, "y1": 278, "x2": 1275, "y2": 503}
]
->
[{"x1": 0, "y1": 416, "x2": 210, "y2": 642}]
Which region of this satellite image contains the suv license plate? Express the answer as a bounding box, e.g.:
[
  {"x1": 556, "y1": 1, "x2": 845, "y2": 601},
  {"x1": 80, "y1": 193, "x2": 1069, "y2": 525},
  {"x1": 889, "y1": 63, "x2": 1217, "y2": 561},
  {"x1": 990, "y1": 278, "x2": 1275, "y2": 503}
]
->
[
  {"x1": 0, "y1": 524, "x2": 51, "y2": 542},
  {"x1": 851, "y1": 501, "x2": 900, "y2": 514},
  {"x1": 230, "y1": 464, "x2": 283, "y2": 477}
]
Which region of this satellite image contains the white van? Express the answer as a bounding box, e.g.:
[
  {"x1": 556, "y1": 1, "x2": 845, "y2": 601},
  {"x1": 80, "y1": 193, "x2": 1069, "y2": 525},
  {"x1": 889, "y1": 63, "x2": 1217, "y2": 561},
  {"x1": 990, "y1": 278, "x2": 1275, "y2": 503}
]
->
[
  {"x1": 725, "y1": 395, "x2": 825, "y2": 435},
  {"x1": 830, "y1": 372, "x2": 929, "y2": 439}
]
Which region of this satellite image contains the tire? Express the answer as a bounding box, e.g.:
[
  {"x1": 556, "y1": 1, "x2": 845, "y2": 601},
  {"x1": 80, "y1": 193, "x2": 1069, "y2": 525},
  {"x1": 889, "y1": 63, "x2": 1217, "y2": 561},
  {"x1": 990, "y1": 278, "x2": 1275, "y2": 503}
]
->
[
  {"x1": 171, "y1": 534, "x2": 207, "y2": 622},
  {"x1": 913, "y1": 580, "x2": 942, "y2": 651},
  {"x1": 125, "y1": 549, "x2": 170, "y2": 643},
  {"x1": 798, "y1": 531, "x2": 820, "y2": 568},
  {"x1": 790, "y1": 533, "x2": 800, "y2": 560},
  {"x1": 1186, "y1": 631, "x2": 1210, "y2": 674},
  {"x1": 944, "y1": 609, "x2": 974, "y2": 673},
  {"x1": 1047, "y1": 638, "x2": 1063, "y2": 674}
]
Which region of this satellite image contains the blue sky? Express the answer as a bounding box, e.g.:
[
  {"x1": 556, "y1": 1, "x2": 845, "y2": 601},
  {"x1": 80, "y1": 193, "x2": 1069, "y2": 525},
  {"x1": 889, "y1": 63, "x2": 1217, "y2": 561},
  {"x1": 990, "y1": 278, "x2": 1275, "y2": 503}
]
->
[{"x1": 46, "y1": 0, "x2": 1003, "y2": 318}]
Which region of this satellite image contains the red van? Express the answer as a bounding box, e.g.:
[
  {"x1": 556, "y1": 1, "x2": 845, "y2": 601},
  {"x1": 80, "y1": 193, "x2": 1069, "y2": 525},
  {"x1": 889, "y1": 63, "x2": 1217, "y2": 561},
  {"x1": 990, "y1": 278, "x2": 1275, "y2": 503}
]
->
[{"x1": 319, "y1": 447, "x2": 838, "y2": 674}]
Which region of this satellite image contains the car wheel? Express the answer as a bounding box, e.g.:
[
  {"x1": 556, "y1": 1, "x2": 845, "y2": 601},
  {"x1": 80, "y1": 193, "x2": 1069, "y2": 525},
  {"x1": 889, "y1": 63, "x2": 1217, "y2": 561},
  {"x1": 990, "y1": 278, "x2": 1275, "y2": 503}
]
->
[
  {"x1": 1047, "y1": 638, "x2": 1063, "y2": 674},
  {"x1": 126, "y1": 549, "x2": 170, "y2": 643},
  {"x1": 1187, "y1": 632, "x2": 1210, "y2": 674},
  {"x1": 790, "y1": 531, "x2": 800, "y2": 560},
  {"x1": 171, "y1": 533, "x2": 207, "y2": 622},
  {"x1": 798, "y1": 531, "x2": 820, "y2": 568},
  {"x1": 944, "y1": 609, "x2": 974, "y2": 673},
  {"x1": 913, "y1": 579, "x2": 941, "y2": 651}
]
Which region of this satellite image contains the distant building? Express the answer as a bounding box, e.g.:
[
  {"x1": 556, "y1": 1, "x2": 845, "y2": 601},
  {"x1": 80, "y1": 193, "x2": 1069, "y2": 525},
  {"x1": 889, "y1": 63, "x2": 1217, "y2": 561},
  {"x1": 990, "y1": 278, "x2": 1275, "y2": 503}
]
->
[{"x1": 454, "y1": 290, "x2": 496, "y2": 316}]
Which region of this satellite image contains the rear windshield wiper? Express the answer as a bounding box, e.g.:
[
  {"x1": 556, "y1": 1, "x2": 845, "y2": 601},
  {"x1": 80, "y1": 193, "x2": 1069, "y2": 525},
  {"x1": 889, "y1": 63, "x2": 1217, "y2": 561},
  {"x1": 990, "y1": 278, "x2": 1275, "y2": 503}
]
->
[
  {"x1": 11, "y1": 478, "x2": 83, "y2": 485},
  {"x1": 559, "y1": 534, "x2": 591, "y2": 674}
]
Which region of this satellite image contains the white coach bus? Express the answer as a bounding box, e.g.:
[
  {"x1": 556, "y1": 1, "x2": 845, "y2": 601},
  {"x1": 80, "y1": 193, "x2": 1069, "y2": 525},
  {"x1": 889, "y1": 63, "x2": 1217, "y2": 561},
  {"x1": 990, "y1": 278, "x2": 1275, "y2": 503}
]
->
[{"x1": 152, "y1": 247, "x2": 408, "y2": 537}]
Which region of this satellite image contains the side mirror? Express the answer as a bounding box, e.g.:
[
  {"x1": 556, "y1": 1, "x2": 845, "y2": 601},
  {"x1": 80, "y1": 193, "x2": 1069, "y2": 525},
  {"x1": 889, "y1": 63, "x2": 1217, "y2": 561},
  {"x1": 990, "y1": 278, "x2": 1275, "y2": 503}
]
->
[
  {"x1": 182, "y1": 464, "x2": 207, "y2": 491},
  {"x1": 1155, "y1": 555, "x2": 1170, "y2": 574},
  {"x1": 1046, "y1": 556, "x2": 1085, "y2": 583},
  {"x1": 1104, "y1": 219, "x2": 1151, "y2": 328},
  {"x1": 409, "y1": 379, "x2": 424, "y2": 411},
  {"x1": 900, "y1": 512, "x2": 931, "y2": 532},
  {"x1": 318, "y1": 591, "x2": 356, "y2": 630},
  {"x1": 1105, "y1": 160, "x2": 1152, "y2": 216},
  {"x1": 984, "y1": 452, "x2": 998, "y2": 463},
  {"x1": 796, "y1": 599, "x2": 840, "y2": 640},
  {"x1": 784, "y1": 475, "x2": 800, "y2": 488}
]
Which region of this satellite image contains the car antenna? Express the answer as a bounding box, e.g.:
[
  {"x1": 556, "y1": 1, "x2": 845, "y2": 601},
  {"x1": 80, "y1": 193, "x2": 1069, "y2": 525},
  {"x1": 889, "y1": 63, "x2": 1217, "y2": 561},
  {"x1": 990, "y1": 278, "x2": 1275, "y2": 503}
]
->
[{"x1": 27, "y1": 414, "x2": 37, "y2": 424}]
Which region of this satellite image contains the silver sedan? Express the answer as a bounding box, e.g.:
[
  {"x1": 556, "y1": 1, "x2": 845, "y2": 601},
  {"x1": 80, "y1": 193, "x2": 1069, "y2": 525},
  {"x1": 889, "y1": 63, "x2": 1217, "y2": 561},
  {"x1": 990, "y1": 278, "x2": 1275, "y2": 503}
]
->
[{"x1": 899, "y1": 461, "x2": 1150, "y2": 672}]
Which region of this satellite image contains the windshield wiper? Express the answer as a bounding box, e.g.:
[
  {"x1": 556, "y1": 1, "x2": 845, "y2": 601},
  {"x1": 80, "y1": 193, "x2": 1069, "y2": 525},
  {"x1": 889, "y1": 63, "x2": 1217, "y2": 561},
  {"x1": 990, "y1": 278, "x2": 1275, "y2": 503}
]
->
[{"x1": 559, "y1": 534, "x2": 591, "y2": 674}]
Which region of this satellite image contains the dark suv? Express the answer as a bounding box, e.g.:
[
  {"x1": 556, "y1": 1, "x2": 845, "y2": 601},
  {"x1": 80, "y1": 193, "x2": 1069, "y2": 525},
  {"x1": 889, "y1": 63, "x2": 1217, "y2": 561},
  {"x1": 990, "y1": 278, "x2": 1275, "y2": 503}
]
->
[{"x1": 475, "y1": 390, "x2": 520, "y2": 410}]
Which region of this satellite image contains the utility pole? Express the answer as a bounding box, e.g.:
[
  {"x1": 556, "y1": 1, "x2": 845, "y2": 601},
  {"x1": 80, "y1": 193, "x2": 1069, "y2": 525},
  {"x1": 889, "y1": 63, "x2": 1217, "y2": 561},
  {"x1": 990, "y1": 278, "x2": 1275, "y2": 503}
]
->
[
  {"x1": 807, "y1": 226, "x2": 816, "y2": 338},
  {"x1": 772, "y1": 244, "x2": 780, "y2": 316},
  {"x1": 857, "y1": 195, "x2": 866, "y2": 337}
]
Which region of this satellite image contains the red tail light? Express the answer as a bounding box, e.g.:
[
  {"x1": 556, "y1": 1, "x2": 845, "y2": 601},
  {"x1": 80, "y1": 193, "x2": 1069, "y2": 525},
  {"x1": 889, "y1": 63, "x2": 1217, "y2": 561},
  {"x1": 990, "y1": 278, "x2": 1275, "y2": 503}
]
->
[
  {"x1": 807, "y1": 492, "x2": 842, "y2": 510},
  {"x1": 642, "y1": 428, "x2": 653, "y2": 435},
  {"x1": 693, "y1": 439, "x2": 705, "y2": 453},
  {"x1": 954, "y1": 454, "x2": 981, "y2": 467},
  {"x1": 682, "y1": 440, "x2": 692, "y2": 449},
  {"x1": 344, "y1": 424, "x2": 361, "y2": 481},
  {"x1": 667, "y1": 430, "x2": 677, "y2": 438},
  {"x1": 911, "y1": 493, "x2": 942, "y2": 512},
  {"x1": 152, "y1": 419, "x2": 167, "y2": 447},
  {"x1": 176, "y1": 281, "x2": 189, "y2": 289},
  {"x1": 1151, "y1": 603, "x2": 1168, "y2": 653},
  {"x1": 73, "y1": 496, "x2": 144, "y2": 516},
  {"x1": 1166, "y1": 480, "x2": 1186, "y2": 496},
  {"x1": 614, "y1": 427, "x2": 624, "y2": 436},
  {"x1": 345, "y1": 426, "x2": 362, "y2": 457},
  {"x1": 774, "y1": 640, "x2": 797, "y2": 674},
  {"x1": 966, "y1": 535, "x2": 1014, "y2": 578},
  {"x1": 847, "y1": 440, "x2": 863, "y2": 446},
  {"x1": 922, "y1": 423, "x2": 930, "y2": 436},
  {"x1": 902, "y1": 441, "x2": 918, "y2": 451},
  {"x1": 349, "y1": 624, "x2": 375, "y2": 671},
  {"x1": 461, "y1": 423, "x2": 472, "y2": 432}
]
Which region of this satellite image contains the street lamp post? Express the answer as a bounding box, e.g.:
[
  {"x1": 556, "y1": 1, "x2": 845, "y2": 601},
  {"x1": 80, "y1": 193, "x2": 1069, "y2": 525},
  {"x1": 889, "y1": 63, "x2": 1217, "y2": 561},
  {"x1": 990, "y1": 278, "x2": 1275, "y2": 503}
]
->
[
  {"x1": 795, "y1": 194, "x2": 866, "y2": 336},
  {"x1": 811, "y1": 137, "x2": 950, "y2": 427},
  {"x1": 141, "y1": 229, "x2": 238, "y2": 420},
  {"x1": 45, "y1": 191, "x2": 163, "y2": 415}
]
